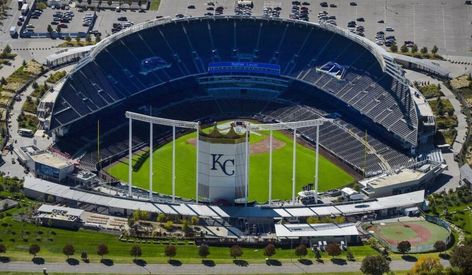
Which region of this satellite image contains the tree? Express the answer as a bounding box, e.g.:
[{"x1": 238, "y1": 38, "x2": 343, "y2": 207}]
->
[
  {"x1": 434, "y1": 240, "x2": 447, "y2": 254},
  {"x1": 133, "y1": 209, "x2": 148, "y2": 222},
  {"x1": 294, "y1": 244, "x2": 307, "y2": 259},
  {"x1": 230, "y1": 245, "x2": 243, "y2": 259},
  {"x1": 198, "y1": 244, "x2": 210, "y2": 259},
  {"x1": 325, "y1": 242, "x2": 341, "y2": 258},
  {"x1": 420, "y1": 46, "x2": 428, "y2": 54},
  {"x1": 397, "y1": 240, "x2": 411, "y2": 255},
  {"x1": 157, "y1": 213, "x2": 166, "y2": 222},
  {"x1": 432, "y1": 45, "x2": 439, "y2": 55},
  {"x1": 81, "y1": 251, "x2": 88, "y2": 261},
  {"x1": 47, "y1": 24, "x2": 53, "y2": 34},
  {"x1": 163, "y1": 220, "x2": 174, "y2": 231},
  {"x1": 436, "y1": 97, "x2": 445, "y2": 117},
  {"x1": 3, "y1": 44, "x2": 11, "y2": 54},
  {"x1": 191, "y1": 216, "x2": 199, "y2": 225},
  {"x1": 85, "y1": 34, "x2": 92, "y2": 44},
  {"x1": 346, "y1": 250, "x2": 355, "y2": 261},
  {"x1": 0, "y1": 243, "x2": 6, "y2": 254},
  {"x1": 96, "y1": 244, "x2": 109, "y2": 259},
  {"x1": 263, "y1": 243, "x2": 276, "y2": 259},
  {"x1": 75, "y1": 36, "x2": 81, "y2": 44},
  {"x1": 306, "y1": 216, "x2": 320, "y2": 224},
  {"x1": 130, "y1": 245, "x2": 142, "y2": 259},
  {"x1": 165, "y1": 245, "x2": 176, "y2": 260},
  {"x1": 360, "y1": 255, "x2": 390, "y2": 275},
  {"x1": 409, "y1": 256, "x2": 443, "y2": 274},
  {"x1": 107, "y1": 0, "x2": 112, "y2": 5},
  {"x1": 62, "y1": 244, "x2": 75, "y2": 259},
  {"x1": 65, "y1": 36, "x2": 72, "y2": 42},
  {"x1": 56, "y1": 25, "x2": 61, "y2": 33},
  {"x1": 334, "y1": 216, "x2": 345, "y2": 224},
  {"x1": 314, "y1": 249, "x2": 321, "y2": 261},
  {"x1": 400, "y1": 44, "x2": 408, "y2": 53},
  {"x1": 411, "y1": 44, "x2": 418, "y2": 53},
  {"x1": 389, "y1": 43, "x2": 398, "y2": 53},
  {"x1": 450, "y1": 243, "x2": 472, "y2": 273},
  {"x1": 29, "y1": 244, "x2": 40, "y2": 258},
  {"x1": 95, "y1": 35, "x2": 101, "y2": 43}
]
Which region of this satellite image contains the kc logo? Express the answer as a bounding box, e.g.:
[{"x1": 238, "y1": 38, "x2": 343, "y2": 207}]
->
[{"x1": 211, "y1": 154, "x2": 235, "y2": 176}]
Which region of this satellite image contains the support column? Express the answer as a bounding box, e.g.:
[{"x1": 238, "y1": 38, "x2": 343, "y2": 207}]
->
[
  {"x1": 149, "y1": 121, "x2": 153, "y2": 200},
  {"x1": 172, "y1": 125, "x2": 176, "y2": 203},
  {"x1": 244, "y1": 123, "x2": 249, "y2": 206},
  {"x1": 315, "y1": 125, "x2": 320, "y2": 204},
  {"x1": 128, "y1": 118, "x2": 133, "y2": 197},
  {"x1": 292, "y1": 128, "x2": 297, "y2": 205},
  {"x1": 268, "y1": 129, "x2": 273, "y2": 206},
  {"x1": 195, "y1": 124, "x2": 200, "y2": 204}
]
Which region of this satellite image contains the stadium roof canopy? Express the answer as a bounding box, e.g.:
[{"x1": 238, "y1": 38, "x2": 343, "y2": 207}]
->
[
  {"x1": 274, "y1": 223, "x2": 359, "y2": 238},
  {"x1": 24, "y1": 177, "x2": 425, "y2": 219}
]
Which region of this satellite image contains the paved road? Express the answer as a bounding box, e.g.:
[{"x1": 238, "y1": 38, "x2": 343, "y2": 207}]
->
[
  {"x1": 0, "y1": 65, "x2": 74, "y2": 178},
  {"x1": 0, "y1": 259, "x2": 451, "y2": 274},
  {"x1": 404, "y1": 69, "x2": 468, "y2": 191}
]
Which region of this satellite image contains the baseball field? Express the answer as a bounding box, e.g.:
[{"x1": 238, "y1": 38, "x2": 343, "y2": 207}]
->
[{"x1": 105, "y1": 126, "x2": 355, "y2": 203}]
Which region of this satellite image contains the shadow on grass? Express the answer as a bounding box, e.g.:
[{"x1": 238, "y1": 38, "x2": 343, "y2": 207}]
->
[
  {"x1": 330, "y1": 258, "x2": 347, "y2": 265},
  {"x1": 100, "y1": 258, "x2": 114, "y2": 266},
  {"x1": 32, "y1": 257, "x2": 45, "y2": 265},
  {"x1": 401, "y1": 255, "x2": 417, "y2": 262},
  {"x1": 265, "y1": 259, "x2": 281, "y2": 266},
  {"x1": 168, "y1": 259, "x2": 182, "y2": 266},
  {"x1": 315, "y1": 259, "x2": 324, "y2": 264},
  {"x1": 133, "y1": 259, "x2": 147, "y2": 266},
  {"x1": 82, "y1": 258, "x2": 90, "y2": 263},
  {"x1": 0, "y1": 256, "x2": 10, "y2": 263},
  {"x1": 202, "y1": 259, "x2": 215, "y2": 267},
  {"x1": 233, "y1": 259, "x2": 248, "y2": 266},
  {"x1": 66, "y1": 258, "x2": 79, "y2": 266},
  {"x1": 298, "y1": 259, "x2": 313, "y2": 265}
]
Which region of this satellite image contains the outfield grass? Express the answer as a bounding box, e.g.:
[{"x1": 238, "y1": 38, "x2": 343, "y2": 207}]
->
[{"x1": 106, "y1": 129, "x2": 354, "y2": 202}]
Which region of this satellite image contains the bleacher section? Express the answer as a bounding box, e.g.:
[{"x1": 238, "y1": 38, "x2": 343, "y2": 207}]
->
[{"x1": 49, "y1": 17, "x2": 419, "y2": 154}]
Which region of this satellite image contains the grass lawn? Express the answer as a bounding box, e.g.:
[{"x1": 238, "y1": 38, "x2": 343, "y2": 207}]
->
[
  {"x1": 0, "y1": 212, "x2": 377, "y2": 264},
  {"x1": 149, "y1": 0, "x2": 160, "y2": 10},
  {"x1": 106, "y1": 129, "x2": 354, "y2": 203}
]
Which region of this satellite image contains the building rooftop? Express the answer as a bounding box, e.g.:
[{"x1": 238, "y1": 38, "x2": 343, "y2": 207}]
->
[
  {"x1": 31, "y1": 151, "x2": 72, "y2": 169},
  {"x1": 24, "y1": 177, "x2": 425, "y2": 219},
  {"x1": 275, "y1": 223, "x2": 359, "y2": 238},
  {"x1": 362, "y1": 169, "x2": 425, "y2": 189}
]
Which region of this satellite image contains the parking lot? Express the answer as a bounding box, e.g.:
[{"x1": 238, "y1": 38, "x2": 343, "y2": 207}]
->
[
  {"x1": 27, "y1": 6, "x2": 92, "y2": 35},
  {"x1": 93, "y1": 9, "x2": 156, "y2": 37},
  {"x1": 156, "y1": 0, "x2": 472, "y2": 57},
  {"x1": 1, "y1": 0, "x2": 471, "y2": 57}
]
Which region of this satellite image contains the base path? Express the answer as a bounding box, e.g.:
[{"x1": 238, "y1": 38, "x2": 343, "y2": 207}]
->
[{"x1": 0, "y1": 259, "x2": 451, "y2": 274}]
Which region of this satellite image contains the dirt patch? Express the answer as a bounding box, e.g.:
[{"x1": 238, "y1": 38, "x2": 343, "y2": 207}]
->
[
  {"x1": 186, "y1": 137, "x2": 285, "y2": 154},
  {"x1": 370, "y1": 222, "x2": 433, "y2": 246}
]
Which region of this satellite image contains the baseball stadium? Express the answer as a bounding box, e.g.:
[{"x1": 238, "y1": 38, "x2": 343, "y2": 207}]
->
[{"x1": 39, "y1": 16, "x2": 438, "y2": 202}]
